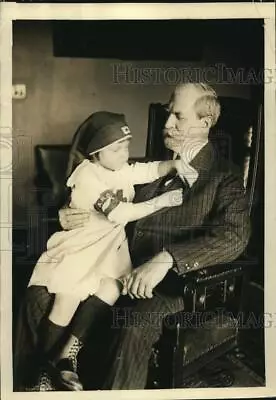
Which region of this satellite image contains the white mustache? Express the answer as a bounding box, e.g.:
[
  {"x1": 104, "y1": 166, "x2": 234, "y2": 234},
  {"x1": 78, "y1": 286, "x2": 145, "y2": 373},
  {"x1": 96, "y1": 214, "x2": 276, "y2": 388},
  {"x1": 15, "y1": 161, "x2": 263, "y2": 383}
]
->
[
  {"x1": 163, "y1": 131, "x2": 186, "y2": 143},
  {"x1": 163, "y1": 129, "x2": 183, "y2": 137}
]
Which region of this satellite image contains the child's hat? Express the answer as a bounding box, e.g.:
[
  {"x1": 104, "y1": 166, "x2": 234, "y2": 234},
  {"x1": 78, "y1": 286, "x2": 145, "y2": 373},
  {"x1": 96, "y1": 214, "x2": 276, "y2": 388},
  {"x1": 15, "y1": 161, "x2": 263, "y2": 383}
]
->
[{"x1": 77, "y1": 111, "x2": 132, "y2": 156}]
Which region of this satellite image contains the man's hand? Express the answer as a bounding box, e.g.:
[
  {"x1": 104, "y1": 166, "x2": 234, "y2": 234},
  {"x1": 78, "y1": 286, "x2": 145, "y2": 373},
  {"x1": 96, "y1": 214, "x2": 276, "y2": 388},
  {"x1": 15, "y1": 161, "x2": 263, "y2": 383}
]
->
[
  {"x1": 59, "y1": 207, "x2": 91, "y2": 230},
  {"x1": 121, "y1": 251, "x2": 173, "y2": 299}
]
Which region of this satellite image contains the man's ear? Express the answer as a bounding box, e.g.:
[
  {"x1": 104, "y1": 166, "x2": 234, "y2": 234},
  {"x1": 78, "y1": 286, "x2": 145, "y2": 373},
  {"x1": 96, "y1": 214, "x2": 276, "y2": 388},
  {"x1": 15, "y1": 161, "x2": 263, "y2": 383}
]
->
[
  {"x1": 203, "y1": 116, "x2": 213, "y2": 129},
  {"x1": 201, "y1": 116, "x2": 212, "y2": 128}
]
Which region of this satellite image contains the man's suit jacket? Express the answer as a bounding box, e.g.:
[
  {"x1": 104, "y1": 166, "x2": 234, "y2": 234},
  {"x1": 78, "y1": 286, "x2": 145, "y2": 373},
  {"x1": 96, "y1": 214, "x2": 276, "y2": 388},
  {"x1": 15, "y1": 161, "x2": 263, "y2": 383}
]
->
[{"x1": 129, "y1": 142, "x2": 251, "y2": 276}]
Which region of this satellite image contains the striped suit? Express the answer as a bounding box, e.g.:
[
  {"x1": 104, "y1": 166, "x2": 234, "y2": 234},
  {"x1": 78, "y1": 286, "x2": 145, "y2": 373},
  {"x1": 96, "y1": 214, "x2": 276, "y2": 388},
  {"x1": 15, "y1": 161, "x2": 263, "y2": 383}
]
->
[{"x1": 103, "y1": 141, "x2": 251, "y2": 389}]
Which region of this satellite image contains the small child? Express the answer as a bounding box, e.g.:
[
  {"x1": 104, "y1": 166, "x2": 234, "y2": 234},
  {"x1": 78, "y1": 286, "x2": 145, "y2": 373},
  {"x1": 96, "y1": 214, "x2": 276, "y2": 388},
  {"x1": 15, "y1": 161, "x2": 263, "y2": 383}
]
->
[{"x1": 27, "y1": 112, "x2": 183, "y2": 390}]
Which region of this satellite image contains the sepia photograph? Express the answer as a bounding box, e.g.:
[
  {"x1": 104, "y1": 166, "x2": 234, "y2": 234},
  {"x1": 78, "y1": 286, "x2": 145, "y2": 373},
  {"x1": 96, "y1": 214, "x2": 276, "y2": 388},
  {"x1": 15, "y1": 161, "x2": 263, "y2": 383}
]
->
[
  {"x1": 0, "y1": 3, "x2": 275, "y2": 399},
  {"x1": 4, "y1": 0, "x2": 276, "y2": 4}
]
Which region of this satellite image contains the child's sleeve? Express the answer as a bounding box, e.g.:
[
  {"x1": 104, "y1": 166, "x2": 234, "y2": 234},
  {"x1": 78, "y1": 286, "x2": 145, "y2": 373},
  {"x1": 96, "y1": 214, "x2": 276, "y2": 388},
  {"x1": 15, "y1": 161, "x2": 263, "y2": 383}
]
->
[
  {"x1": 121, "y1": 161, "x2": 161, "y2": 185},
  {"x1": 67, "y1": 161, "x2": 109, "y2": 211},
  {"x1": 67, "y1": 161, "x2": 131, "y2": 223},
  {"x1": 67, "y1": 160, "x2": 163, "y2": 225}
]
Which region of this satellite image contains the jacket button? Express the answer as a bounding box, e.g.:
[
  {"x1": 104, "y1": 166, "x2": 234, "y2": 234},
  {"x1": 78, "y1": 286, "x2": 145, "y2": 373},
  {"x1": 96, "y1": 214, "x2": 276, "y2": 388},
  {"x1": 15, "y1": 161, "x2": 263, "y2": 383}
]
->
[
  {"x1": 193, "y1": 261, "x2": 199, "y2": 268},
  {"x1": 137, "y1": 230, "x2": 143, "y2": 237},
  {"x1": 198, "y1": 294, "x2": 206, "y2": 304},
  {"x1": 228, "y1": 284, "x2": 235, "y2": 292}
]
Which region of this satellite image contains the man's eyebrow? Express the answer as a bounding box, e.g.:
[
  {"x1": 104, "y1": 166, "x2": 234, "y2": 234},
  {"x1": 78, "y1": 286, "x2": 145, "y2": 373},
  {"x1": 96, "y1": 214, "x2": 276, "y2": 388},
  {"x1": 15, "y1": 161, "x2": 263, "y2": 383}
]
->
[
  {"x1": 164, "y1": 104, "x2": 183, "y2": 115},
  {"x1": 164, "y1": 104, "x2": 186, "y2": 119},
  {"x1": 174, "y1": 111, "x2": 186, "y2": 119}
]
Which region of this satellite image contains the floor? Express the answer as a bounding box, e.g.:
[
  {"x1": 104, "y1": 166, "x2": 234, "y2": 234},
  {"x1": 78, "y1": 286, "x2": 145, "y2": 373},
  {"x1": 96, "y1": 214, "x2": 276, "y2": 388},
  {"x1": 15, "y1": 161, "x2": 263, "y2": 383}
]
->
[{"x1": 180, "y1": 347, "x2": 265, "y2": 388}]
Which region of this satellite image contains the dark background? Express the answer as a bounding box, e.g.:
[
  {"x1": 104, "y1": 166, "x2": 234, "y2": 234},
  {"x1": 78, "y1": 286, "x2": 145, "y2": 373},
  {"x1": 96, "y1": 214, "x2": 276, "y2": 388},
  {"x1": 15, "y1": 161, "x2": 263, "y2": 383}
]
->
[{"x1": 52, "y1": 19, "x2": 263, "y2": 62}]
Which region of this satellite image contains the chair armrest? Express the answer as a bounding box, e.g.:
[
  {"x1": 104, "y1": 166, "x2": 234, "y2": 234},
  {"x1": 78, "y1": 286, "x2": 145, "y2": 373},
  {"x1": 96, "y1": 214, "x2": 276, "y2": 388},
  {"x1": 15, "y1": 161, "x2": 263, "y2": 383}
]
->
[
  {"x1": 165, "y1": 255, "x2": 258, "y2": 313},
  {"x1": 181, "y1": 255, "x2": 257, "y2": 293}
]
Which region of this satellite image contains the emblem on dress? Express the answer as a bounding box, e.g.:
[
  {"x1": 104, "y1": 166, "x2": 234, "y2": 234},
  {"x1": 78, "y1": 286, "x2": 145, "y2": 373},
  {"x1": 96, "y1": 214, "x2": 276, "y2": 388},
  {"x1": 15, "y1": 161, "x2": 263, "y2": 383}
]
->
[{"x1": 94, "y1": 189, "x2": 127, "y2": 216}]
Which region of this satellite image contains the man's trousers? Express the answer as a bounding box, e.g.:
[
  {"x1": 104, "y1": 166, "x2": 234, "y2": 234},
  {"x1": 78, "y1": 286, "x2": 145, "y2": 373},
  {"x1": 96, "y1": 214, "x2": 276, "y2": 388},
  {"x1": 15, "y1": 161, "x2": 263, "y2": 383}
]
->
[{"x1": 103, "y1": 289, "x2": 184, "y2": 390}]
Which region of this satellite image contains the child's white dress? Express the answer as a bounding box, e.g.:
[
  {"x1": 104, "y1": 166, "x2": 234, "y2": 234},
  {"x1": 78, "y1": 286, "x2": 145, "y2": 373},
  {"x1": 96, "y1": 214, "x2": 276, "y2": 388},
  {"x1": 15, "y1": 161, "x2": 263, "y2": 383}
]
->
[{"x1": 28, "y1": 159, "x2": 160, "y2": 300}]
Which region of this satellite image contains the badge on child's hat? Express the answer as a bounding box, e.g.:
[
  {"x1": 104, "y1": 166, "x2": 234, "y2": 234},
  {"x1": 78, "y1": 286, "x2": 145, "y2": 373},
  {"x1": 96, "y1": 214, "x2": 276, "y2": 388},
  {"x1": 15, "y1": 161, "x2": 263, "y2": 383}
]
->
[{"x1": 121, "y1": 126, "x2": 131, "y2": 135}]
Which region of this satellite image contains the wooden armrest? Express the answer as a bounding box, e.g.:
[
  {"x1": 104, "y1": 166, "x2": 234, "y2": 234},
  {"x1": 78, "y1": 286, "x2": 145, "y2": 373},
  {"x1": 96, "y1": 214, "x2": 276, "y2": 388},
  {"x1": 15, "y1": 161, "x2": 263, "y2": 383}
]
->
[
  {"x1": 181, "y1": 255, "x2": 257, "y2": 291},
  {"x1": 156, "y1": 255, "x2": 257, "y2": 301},
  {"x1": 158, "y1": 256, "x2": 258, "y2": 312}
]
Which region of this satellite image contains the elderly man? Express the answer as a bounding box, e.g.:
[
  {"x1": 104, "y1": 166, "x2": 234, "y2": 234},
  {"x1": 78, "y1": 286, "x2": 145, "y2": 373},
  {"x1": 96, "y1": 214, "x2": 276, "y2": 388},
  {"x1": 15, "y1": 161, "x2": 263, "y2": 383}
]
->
[{"x1": 59, "y1": 82, "x2": 251, "y2": 389}]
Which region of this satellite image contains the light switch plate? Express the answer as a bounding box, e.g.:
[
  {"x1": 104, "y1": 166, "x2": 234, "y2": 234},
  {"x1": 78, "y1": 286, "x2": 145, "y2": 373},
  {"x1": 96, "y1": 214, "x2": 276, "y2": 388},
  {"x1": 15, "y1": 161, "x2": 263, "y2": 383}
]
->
[{"x1": 12, "y1": 84, "x2": 26, "y2": 100}]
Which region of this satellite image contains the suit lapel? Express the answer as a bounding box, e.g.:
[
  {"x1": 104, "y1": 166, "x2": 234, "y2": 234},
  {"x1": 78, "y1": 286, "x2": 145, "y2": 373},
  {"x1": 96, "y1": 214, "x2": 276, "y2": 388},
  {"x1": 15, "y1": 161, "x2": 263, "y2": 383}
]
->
[{"x1": 132, "y1": 142, "x2": 217, "y2": 237}]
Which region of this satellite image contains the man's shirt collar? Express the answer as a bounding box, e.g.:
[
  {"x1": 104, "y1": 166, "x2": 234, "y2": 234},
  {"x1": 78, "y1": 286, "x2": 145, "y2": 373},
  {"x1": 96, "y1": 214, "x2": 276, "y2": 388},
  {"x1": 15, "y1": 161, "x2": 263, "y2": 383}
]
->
[{"x1": 174, "y1": 139, "x2": 209, "y2": 187}]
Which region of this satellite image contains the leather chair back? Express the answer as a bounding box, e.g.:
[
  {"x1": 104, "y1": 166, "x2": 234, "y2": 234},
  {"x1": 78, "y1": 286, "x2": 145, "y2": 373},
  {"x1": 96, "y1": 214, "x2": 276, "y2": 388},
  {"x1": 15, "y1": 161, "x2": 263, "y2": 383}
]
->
[{"x1": 35, "y1": 145, "x2": 71, "y2": 210}]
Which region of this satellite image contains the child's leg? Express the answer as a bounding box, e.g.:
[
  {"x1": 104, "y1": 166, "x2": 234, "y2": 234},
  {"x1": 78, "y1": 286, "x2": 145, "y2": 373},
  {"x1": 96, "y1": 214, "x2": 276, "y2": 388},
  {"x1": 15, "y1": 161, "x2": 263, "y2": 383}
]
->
[
  {"x1": 57, "y1": 278, "x2": 122, "y2": 359},
  {"x1": 95, "y1": 277, "x2": 123, "y2": 305},
  {"x1": 53, "y1": 279, "x2": 122, "y2": 390},
  {"x1": 48, "y1": 294, "x2": 80, "y2": 327},
  {"x1": 38, "y1": 294, "x2": 80, "y2": 360},
  {"x1": 37, "y1": 294, "x2": 82, "y2": 391}
]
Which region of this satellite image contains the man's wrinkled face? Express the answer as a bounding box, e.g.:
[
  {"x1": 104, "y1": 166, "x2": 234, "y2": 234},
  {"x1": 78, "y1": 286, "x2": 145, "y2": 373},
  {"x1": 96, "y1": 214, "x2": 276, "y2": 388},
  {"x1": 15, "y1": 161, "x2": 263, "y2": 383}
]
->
[{"x1": 163, "y1": 88, "x2": 208, "y2": 154}]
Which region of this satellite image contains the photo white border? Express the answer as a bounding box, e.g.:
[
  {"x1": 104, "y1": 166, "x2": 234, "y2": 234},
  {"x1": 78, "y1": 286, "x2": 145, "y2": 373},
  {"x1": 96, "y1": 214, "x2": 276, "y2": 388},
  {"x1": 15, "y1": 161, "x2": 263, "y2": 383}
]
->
[{"x1": 1, "y1": 3, "x2": 275, "y2": 399}]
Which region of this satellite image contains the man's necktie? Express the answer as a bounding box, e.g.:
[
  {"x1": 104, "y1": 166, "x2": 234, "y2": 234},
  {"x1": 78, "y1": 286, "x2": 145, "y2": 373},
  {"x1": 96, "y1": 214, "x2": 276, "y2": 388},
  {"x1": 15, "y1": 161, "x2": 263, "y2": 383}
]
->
[{"x1": 157, "y1": 170, "x2": 188, "y2": 195}]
